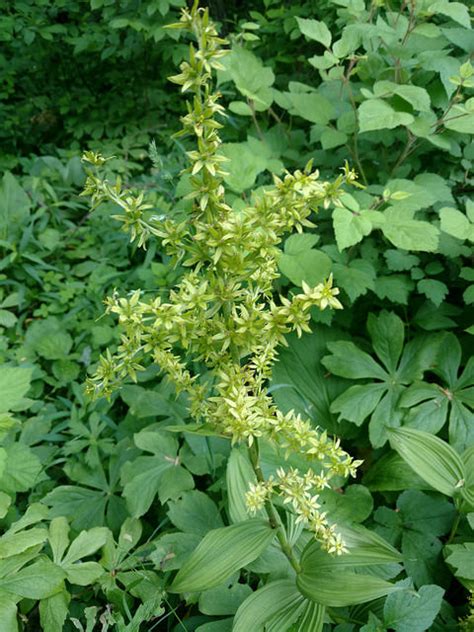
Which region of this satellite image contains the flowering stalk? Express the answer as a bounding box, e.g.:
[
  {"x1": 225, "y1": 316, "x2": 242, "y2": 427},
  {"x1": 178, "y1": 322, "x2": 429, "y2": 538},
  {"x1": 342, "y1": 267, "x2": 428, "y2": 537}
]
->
[{"x1": 81, "y1": 0, "x2": 362, "y2": 568}]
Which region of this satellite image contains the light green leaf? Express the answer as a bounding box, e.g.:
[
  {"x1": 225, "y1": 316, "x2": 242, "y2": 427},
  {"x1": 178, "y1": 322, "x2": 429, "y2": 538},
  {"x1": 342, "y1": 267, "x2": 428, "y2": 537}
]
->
[
  {"x1": 301, "y1": 523, "x2": 402, "y2": 571},
  {"x1": 296, "y1": 17, "x2": 332, "y2": 48},
  {"x1": 359, "y1": 99, "x2": 414, "y2": 132},
  {"x1": 288, "y1": 92, "x2": 335, "y2": 125},
  {"x1": 226, "y1": 447, "x2": 259, "y2": 523},
  {"x1": 0, "y1": 443, "x2": 42, "y2": 493},
  {"x1": 0, "y1": 596, "x2": 17, "y2": 632},
  {"x1": 0, "y1": 559, "x2": 65, "y2": 599},
  {"x1": 374, "y1": 81, "x2": 431, "y2": 112},
  {"x1": 443, "y1": 104, "x2": 474, "y2": 133},
  {"x1": 169, "y1": 519, "x2": 274, "y2": 593},
  {"x1": 284, "y1": 233, "x2": 319, "y2": 255},
  {"x1": 226, "y1": 46, "x2": 274, "y2": 109},
  {"x1": 233, "y1": 580, "x2": 303, "y2": 632},
  {"x1": 297, "y1": 568, "x2": 400, "y2": 607},
  {"x1": 440, "y1": 207, "x2": 471, "y2": 240},
  {"x1": 64, "y1": 561, "x2": 104, "y2": 586},
  {"x1": 0, "y1": 367, "x2": 32, "y2": 414},
  {"x1": 320, "y1": 128, "x2": 347, "y2": 149},
  {"x1": 332, "y1": 207, "x2": 372, "y2": 250},
  {"x1": 0, "y1": 528, "x2": 47, "y2": 559},
  {"x1": 39, "y1": 590, "x2": 70, "y2": 632},
  {"x1": 219, "y1": 142, "x2": 271, "y2": 193},
  {"x1": 381, "y1": 212, "x2": 439, "y2": 252},
  {"x1": 62, "y1": 527, "x2": 108, "y2": 565},
  {"x1": 279, "y1": 249, "x2": 332, "y2": 287},
  {"x1": 429, "y1": 0, "x2": 471, "y2": 28},
  {"x1": 388, "y1": 427, "x2": 465, "y2": 496},
  {"x1": 48, "y1": 517, "x2": 70, "y2": 565}
]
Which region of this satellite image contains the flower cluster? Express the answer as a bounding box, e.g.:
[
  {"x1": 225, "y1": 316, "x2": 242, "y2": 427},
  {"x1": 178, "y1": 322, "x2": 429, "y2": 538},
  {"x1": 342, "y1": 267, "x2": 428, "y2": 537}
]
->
[{"x1": 81, "y1": 1, "x2": 361, "y2": 556}]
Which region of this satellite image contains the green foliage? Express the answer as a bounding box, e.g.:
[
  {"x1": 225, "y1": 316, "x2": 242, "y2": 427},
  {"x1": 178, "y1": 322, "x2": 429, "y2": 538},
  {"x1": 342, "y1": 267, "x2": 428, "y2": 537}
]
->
[{"x1": 0, "y1": 0, "x2": 472, "y2": 630}]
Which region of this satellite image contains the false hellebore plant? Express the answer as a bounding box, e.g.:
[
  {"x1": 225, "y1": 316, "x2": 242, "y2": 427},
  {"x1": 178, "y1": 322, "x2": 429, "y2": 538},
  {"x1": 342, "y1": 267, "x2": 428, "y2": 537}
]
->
[{"x1": 81, "y1": 2, "x2": 403, "y2": 627}]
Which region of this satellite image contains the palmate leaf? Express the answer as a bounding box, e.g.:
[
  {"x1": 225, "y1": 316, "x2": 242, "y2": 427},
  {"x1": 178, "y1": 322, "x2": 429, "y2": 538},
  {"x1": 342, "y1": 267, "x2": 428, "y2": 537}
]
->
[
  {"x1": 323, "y1": 313, "x2": 443, "y2": 446},
  {"x1": 169, "y1": 519, "x2": 274, "y2": 593},
  {"x1": 388, "y1": 427, "x2": 465, "y2": 497}
]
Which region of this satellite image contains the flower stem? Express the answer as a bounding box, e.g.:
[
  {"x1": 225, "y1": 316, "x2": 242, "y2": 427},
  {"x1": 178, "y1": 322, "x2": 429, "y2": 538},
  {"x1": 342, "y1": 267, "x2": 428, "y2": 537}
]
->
[{"x1": 248, "y1": 439, "x2": 302, "y2": 574}]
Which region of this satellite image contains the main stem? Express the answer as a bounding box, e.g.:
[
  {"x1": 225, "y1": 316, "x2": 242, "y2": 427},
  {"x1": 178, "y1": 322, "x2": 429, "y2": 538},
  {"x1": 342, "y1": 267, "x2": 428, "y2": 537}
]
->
[{"x1": 248, "y1": 439, "x2": 302, "y2": 574}]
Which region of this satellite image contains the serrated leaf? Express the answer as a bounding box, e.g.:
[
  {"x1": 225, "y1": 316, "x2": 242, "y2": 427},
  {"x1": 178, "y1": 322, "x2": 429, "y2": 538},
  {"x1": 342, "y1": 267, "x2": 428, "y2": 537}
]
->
[
  {"x1": 381, "y1": 214, "x2": 439, "y2": 252},
  {"x1": 296, "y1": 17, "x2": 332, "y2": 48},
  {"x1": 0, "y1": 367, "x2": 32, "y2": 414},
  {"x1": 384, "y1": 584, "x2": 444, "y2": 632},
  {"x1": 388, "y1": 427, "x2": 465, "y2": 496},
  {"x1": 169, "y1": 519, "x2": 274, "y2": 593},
  {"x1": 0, "y1": 559, "x2": 65, "y2": 599},
  {"x1": 279, "y1": 249, "x2": 332, "y2": 287},
  {"x1": 331, "y1": 383, "x2": 386, "y2": 425},
  {"x1": 333, "y1": 207, "x2": 372, "y2": 250},
  {"x1": 323, "y1": 341, "x2": 388, "y2": 380},
  {"x1": 39, "y1": 590, "x2": 70, "y2": 632},
  {"x1": 359, "y1": 99, "x2": 414, "y2": 132},
  {"x1": 417, "y1": 279, "x2": 449, "y2": 306},
  {"x1": 62, "y1": 527, "x2": 109, "y2": 565}
]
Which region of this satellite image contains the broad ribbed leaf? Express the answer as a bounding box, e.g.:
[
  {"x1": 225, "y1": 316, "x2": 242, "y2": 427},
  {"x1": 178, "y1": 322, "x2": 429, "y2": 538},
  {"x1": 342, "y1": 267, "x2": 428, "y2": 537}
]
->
[
  {"x1": 226, "y1": 447, "x2": 259, "y2": 523},
  {"x1": 301, "y1": 524, "x2": 401, "y2": 571},
  {"x1": 297, "y1": 569, "x2": 400, "y2": 607},
  {"x1": 233, "y1": 580, "x2": 302, "y2": 632},
  {"x1": 388, "y1": 427, "x2": 465, "y2": 496},
  {"x1": 169, "y1": 519, "x2": 273, "y2": 593},
  {"x1": 296, "y1": 601, "x2": 325, "y2": 632}
]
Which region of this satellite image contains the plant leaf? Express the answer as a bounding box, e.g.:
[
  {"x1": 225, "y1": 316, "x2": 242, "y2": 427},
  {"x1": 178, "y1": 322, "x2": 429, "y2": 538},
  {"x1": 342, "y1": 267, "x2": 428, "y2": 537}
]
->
[
  {"x1": 169, "y1": 519, "x2": 274, "y2": 593},
  {"x1": 388, "y1": 427, "x2": 465, "y2": 496}
]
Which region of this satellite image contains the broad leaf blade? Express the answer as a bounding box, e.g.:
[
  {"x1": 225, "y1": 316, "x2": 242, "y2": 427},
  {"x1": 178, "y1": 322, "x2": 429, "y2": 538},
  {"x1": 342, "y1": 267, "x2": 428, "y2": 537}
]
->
[
  {"x1": 233, "y1": 580, "x2": 302, "y2": 632},
  {"x1": 388, "y1": 427, "x2": 465, "y2": 496},
  {"x1": 297, "y1": 568, "x2": 401, "y2": 607},
  {"x1": 169, "y1": 519, "x2": 274, "y2": 593}
]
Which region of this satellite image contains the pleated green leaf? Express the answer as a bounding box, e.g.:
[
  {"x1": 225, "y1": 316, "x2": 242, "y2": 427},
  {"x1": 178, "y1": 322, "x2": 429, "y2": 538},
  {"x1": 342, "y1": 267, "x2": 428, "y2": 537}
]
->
[
  {"x1": 226, "y1": 446, "x2": 260, "y2": 523},
  {"x1": 169, "y1": 519, "x2": 274, "y2": 593},
  {"x1": 233, "y1": 580, "x2": 303, "y2": 632},
  {"x1": 388, "y1": 427, "x2": 465, "y2": 497},
  {"x1": 294, "y1": 601, "x2": 325, "y2": 632},
  {"x1": 301, "y1": 523, "x2": 402, "y2": 571},
  {"x1": 297, "y1": 569, "x2": 401, "y2": 607}
]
